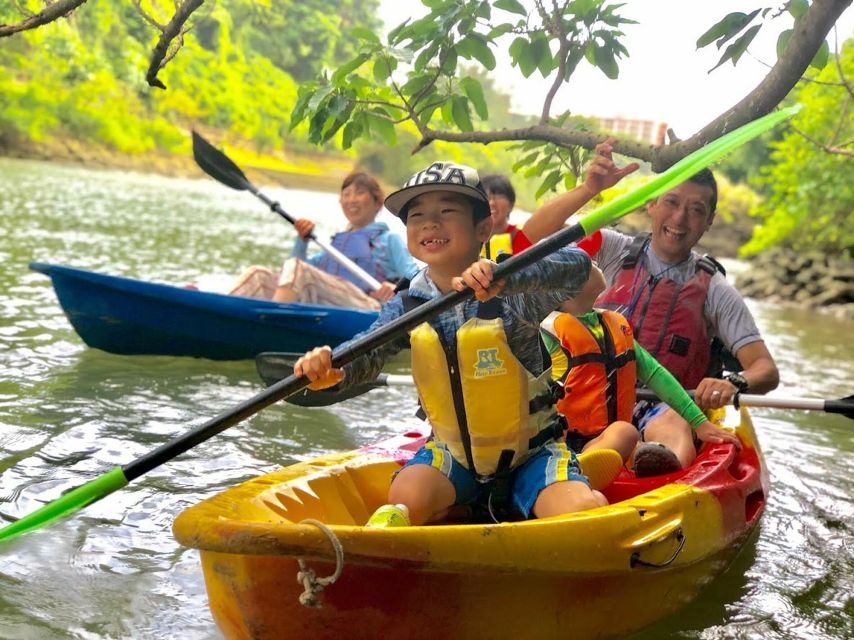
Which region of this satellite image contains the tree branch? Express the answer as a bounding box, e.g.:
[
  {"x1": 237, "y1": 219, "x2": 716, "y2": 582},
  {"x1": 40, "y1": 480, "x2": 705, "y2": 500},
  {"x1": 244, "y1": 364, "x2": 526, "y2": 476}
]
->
[
  {"x1": 410, "y1": 0, "x2": 852, "y2": 171},
  {"x1": 0, "y1": 0, "x2": 89, "y2": 37},
  {"x1": 145, "y1": 0, "x2": 205, "y2": 90},
  {"x1": 668, "y1": 0, "x2": 852, "y2": 171},
  {"x1": 790, "y1": 123, "x2": 854, "y2": 157}
]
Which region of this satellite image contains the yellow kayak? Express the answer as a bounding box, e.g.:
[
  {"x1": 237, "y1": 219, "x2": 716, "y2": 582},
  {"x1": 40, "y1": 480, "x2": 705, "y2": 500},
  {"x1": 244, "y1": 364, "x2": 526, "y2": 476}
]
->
[{"x1": 173, "y1": 407, "x2": 768, "y2": 639}]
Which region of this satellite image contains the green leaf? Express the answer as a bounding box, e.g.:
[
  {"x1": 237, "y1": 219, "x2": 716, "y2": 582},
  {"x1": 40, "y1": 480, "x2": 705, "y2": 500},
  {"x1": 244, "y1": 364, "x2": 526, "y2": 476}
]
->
[
  {"x1": 535, "y1": 170, "x2": 563, "y2": 199},
  {"x1": 709, "y1": 24, "x2": 761, "y2": 72},
  {"x1": 341, "y1": 118, "x2": 362, "y2": 150},
  {"x1": 366, "y1": 112, "x2": 396, "y2": 145},
  {"x1": 402, "y1": 74, "x2": 435, "y2": 97},
  {"x1": 776, "y1": 29, "x2": 793, "y2": 58},
  {"x1": 387, "y1": 19, "x2": 411, "y2": 44},
  {"x1": 455, "y1": 34, "x2": 496, "y2": 70},
  {"x1": 695, "y1": 10, "x2": 760, "y2": 50},
  {"x1": 288, "y1": 86, "x2": 315, "y2": 130},
  {"x1": 451, "y1": 96, "x2": 474, "y2": 132},
  {"x1": 494, "y1": 0, "x2": 527, "y2": 16},
  {"x1": 593, "y1": 45, "x2": 619, "y2": 79},
  {"x1": 459, "y1": 77, "x2": 488, "y2": 119},
  {"x1": 441, "y1": 47, "x2": 459, "y2": 74},
  {"x1": 511, "y1": 38, "x2": 538, "y2": 78},
  {"x1": 441, "y1": 98, "x2": 455, "y2": 127},
  {"x1": 331, "y1": 53, "x2": 369, "y2": 83},
  {"x1": 809, "y1": 40, "x2": 829, "y2": 70},
  {"x1": 564, "y1": 173, "x2": 578, "y2": 190},
  {"x1": 512, "y1": 151, "x2": 541, "y2": 172},
  {"x1": 788, "y1": 0, "x2": 809, "y2": 19},
  {"x1": 373, "y1": 56, "x2": 397, "y2": 83},
  {"x1": 307, "y1": 84, "x2": 334, "y2": 112},
  {"x1": 350, "y1": 27, "x2": 382, "y2": 46}
]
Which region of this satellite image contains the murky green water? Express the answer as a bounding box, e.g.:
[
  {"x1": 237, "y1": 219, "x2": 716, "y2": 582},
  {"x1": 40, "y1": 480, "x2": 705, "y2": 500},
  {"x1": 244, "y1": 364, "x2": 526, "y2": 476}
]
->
[{"x1": 1, "y1": 157, "x2": 851, "y2": 639}]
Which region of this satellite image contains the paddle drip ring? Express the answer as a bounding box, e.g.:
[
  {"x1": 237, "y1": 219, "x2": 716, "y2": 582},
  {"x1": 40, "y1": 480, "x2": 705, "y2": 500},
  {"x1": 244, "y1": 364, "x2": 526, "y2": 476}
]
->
[{"x1": 296, "y1": 519, "x2": 344, "y2": 608}]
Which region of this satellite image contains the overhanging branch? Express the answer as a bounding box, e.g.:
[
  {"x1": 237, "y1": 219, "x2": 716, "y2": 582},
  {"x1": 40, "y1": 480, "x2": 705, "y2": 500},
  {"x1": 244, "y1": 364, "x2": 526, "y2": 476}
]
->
[
  {"x1": 145, "y1": 0, "x2": 205, "y2": 90},
  {"x1": 0, "y1": 0, "x2": 89, "y2": 37}
]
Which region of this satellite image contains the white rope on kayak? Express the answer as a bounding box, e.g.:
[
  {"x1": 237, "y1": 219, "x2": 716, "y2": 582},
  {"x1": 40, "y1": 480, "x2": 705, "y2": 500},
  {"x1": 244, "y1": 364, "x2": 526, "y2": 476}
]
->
[{"x1": 296, "y1": 519, "x2": 344, "y2": 608}]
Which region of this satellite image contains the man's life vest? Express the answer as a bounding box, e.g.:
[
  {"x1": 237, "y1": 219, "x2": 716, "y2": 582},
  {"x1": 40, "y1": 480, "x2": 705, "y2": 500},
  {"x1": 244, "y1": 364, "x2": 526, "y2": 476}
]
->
[
  {"x1": 480, "y1": 228, "x2": 517, "y2": 260},
  {"x1": 409, "y1": 299, "x2": 562, "y2": 478},
  {"x1": 543, "y1": 311, "x2": 637, "y2": 436},
  {"x1": 595, "y1": 235, "x2": 717, "y2": 390},
  {"x1": 315, "y1": 227, "x2": 386, "y2": 290}
]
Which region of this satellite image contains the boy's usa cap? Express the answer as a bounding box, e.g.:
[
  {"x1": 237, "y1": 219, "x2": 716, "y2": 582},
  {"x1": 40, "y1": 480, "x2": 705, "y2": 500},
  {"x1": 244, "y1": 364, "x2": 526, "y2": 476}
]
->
[{"x1": 385, "y1": 161, "x2": 489, "y2": 220}]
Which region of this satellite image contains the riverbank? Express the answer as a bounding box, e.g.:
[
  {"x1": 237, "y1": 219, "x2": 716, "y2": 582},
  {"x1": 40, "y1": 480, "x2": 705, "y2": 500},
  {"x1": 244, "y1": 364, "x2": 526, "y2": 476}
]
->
[
  {"x1": 737, "y1": 246, "x2": 854, "y2": 319},
  {"x1": 0, "y1": 134, "x2": 355, "y2": 193}
]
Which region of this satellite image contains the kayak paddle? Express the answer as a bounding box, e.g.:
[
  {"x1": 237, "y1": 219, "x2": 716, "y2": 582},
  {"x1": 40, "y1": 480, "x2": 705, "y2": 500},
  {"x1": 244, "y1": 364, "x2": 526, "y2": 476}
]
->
[
  {"x1": 257, "y1": 352, "x2": 854, "y2": 420},
  {"x1": 636, "y1": 389, "x2": 854, "y2": 420},
  {"x1": 0, "y1": 107, "x2": 798, "y2": 543},
  {"x1": 191, "y1": 131, "x2": 383, "y2": 292}
]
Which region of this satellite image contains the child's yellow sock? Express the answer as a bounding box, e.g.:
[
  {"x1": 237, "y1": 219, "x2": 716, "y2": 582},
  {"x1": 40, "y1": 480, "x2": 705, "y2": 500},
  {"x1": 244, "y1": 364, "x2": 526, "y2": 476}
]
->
[{"x1": 577, "y1": 448, "x2": 623, "y2": 490}]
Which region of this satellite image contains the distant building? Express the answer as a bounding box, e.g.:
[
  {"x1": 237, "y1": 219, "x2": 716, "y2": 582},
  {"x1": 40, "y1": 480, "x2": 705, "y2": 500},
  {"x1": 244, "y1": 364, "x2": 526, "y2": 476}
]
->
[{"x1": 592, "y1": 116, "x2": 668, "y2": 145}]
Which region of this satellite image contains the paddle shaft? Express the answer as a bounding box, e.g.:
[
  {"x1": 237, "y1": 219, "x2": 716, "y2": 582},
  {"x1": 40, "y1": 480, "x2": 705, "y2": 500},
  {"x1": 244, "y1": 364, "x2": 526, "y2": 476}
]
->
[
  {"x1": 635, "y1": 388, "x2": 852, "y2": 417},
  {"x1": 287, "y1": 371, "x2": 852, "y2": 418}
]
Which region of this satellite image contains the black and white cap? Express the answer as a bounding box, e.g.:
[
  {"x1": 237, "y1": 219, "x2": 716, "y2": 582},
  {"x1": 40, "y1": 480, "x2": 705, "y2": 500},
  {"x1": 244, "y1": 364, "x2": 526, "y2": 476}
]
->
[{"x1": 385, "y1": 161, "x2": 489, "y2": 220}]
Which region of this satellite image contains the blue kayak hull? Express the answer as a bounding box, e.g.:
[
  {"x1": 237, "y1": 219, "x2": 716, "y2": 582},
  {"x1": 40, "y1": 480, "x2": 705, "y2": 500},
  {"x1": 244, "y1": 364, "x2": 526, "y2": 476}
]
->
[{"x1": 30, "y1": 262, "x2": 378, "y2": 360}]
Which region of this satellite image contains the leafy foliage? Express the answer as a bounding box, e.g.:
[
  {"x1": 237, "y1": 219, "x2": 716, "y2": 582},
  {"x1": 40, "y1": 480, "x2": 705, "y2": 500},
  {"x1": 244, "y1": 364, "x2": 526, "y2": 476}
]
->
[
  {"x1": 0, "y1": 0, "x2": 380, "y2": 154},
  {"x1": 696, "y1": 2, "x2": 830, "y2": 73},
  {"x1": 742, "y1": 41, "x2": 853, "y2": 255},
  {"x1": 289, "y1": 0, "x2": 636, "y2": 199}
]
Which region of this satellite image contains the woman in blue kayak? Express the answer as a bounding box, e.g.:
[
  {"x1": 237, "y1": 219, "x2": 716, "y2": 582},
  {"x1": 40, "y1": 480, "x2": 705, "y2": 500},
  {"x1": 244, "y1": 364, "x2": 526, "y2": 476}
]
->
[{"x1": 229, "y1": 171, "x2": 419, "y2": 310}]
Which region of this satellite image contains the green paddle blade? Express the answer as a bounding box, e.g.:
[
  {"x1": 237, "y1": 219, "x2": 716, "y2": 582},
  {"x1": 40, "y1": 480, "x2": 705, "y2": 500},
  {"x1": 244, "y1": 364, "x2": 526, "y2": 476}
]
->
[
  {"x1": 579, "y1": 106, "x2": 801, "y2": 236},
  {"x1": 0, "y1": 467, "x2": 128, "y2": 542}
]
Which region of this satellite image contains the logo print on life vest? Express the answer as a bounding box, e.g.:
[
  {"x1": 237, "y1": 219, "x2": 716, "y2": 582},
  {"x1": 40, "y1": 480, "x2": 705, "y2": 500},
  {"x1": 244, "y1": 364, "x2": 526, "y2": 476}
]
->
[{"x1": 474, "y1": 348, "x2": 507, "y2": 378}]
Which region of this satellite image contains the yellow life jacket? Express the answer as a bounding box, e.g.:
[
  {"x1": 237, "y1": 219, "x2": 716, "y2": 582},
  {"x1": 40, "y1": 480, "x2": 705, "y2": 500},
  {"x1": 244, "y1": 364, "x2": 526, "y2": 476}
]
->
[
  {"x1": 409, "y1": 300, "x2": 561, "y2": 477},
  {"x1": 480, "y1": 229, "x2": 516, "y2": 260}
]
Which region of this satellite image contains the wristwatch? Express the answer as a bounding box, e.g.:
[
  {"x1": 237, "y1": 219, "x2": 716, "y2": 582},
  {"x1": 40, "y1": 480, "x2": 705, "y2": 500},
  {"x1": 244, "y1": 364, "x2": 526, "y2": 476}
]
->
[{"x1": 726, "y1": 373, "x2": 749, "y2": 392}]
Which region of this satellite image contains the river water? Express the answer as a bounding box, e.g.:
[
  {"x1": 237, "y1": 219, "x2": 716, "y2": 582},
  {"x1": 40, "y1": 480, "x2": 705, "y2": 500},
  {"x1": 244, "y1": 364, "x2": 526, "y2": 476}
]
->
[{"x1": 0, "y1": 157, "x2": 851, "y2": 639}]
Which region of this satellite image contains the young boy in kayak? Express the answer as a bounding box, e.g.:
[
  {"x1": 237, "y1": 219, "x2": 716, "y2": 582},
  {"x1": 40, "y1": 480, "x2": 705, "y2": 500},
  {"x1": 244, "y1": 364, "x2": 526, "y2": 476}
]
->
[
  {"x1": 293, "y1": 161, "x2": 621, "y2": 527},
  {"x1": 541, "y1": 265, "x2": 742, "y2": 475}
]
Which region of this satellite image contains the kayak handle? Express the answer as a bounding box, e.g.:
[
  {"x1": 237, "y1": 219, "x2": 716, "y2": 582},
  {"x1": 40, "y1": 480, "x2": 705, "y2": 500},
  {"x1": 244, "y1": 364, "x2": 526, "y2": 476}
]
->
[{"x1": 630, "y1": 527, "x2": 685, "y2": 569}]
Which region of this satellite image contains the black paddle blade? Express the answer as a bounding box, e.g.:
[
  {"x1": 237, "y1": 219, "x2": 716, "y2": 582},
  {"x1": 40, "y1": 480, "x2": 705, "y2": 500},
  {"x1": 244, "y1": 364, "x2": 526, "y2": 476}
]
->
[
  {"x1": 256, "y1": 352, "x2": 303, "y2": 387},
  {"x1": 192, "y1": 131, "x2": 252, "y2": 192},
  {"x1": 827, "y1": 395, "x2": 854, "y2": 420}
]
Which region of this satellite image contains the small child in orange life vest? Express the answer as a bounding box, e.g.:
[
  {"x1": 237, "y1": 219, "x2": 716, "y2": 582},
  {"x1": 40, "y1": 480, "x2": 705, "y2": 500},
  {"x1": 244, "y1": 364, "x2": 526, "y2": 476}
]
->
[{"x1": 540, "y1": 266, "x2": 740, "y2": 476}]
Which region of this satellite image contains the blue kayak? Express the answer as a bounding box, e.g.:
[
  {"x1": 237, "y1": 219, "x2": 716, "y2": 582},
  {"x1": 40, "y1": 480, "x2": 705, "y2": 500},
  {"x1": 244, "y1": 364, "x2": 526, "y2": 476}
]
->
[{"x1": 30, "y1": 262, "x2": 379, "y2": 360}]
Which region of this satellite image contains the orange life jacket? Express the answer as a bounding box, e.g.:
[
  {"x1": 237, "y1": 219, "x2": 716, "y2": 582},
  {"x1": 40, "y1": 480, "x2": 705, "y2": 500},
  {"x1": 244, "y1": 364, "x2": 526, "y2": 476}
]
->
[{"x1": 548, "y1": 310, "x2": 637, "y2": 436}]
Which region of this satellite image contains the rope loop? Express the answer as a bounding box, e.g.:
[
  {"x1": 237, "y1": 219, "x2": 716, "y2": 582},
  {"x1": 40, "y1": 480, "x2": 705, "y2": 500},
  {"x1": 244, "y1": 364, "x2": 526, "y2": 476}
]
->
[{"x1": 295, "y1": 518, "x2": 344, "y2": 608}]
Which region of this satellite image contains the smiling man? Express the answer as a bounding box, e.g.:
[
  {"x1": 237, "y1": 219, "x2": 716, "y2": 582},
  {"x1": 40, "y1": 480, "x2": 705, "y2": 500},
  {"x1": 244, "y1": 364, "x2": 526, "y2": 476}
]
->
[{"x1": 525, "y1": 147, "x2": 779, "y2": 476}]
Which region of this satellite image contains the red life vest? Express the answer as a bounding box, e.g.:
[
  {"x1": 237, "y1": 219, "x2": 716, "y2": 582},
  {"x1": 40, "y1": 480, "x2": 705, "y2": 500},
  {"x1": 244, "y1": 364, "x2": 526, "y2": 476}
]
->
[
  {"x1": 595, "y1": 235, "x2": 717, "y2": 390},
  {"x1": 548, "y1": 311, "x2": 637, "y2": 436}
]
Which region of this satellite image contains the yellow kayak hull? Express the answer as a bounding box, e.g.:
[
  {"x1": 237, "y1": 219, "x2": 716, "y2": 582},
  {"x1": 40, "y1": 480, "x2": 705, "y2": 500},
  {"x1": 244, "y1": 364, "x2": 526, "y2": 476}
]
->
[{"x1": 174, "y1": 408, "x2": 768, "y2": 639}]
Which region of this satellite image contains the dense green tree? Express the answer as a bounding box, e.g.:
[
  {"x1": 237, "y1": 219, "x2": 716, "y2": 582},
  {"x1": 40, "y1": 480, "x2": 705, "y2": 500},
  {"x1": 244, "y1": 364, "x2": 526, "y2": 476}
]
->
[
  {"x1": 0, "y1": 0, "x2": 380, "y2": 154},
  {"x1": 742, "y1": 41, "x2": 853, "y2": 255}
]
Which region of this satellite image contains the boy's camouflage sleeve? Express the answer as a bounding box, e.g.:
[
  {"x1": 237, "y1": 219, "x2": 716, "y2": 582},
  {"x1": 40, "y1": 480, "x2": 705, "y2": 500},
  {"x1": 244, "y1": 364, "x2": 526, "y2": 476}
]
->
[
  {"x1": 333, "y1": 295, "x2": 410, "y2": 390},
  {"x1": 501, "y1": 246, "x2": 591, "y2": 323}
]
